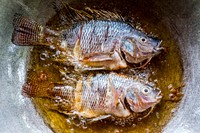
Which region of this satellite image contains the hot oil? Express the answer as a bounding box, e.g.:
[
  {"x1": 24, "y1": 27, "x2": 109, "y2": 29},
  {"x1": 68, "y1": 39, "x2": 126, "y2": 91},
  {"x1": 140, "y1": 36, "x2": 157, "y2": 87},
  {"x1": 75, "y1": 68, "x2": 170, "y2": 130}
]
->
[{"x1": 28, "y1": 0, "x2": 184, "y2": 132}]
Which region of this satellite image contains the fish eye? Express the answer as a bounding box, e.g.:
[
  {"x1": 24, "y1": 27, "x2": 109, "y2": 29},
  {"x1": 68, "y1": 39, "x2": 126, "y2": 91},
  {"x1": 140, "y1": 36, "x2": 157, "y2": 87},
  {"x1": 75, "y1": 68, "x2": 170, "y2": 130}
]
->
[
  {"x1": 140, "y1": 37, "x2": 147, "y2": 43},
  {"x1": 142, "y1": 87, "x2": 151, "y2": 95}
]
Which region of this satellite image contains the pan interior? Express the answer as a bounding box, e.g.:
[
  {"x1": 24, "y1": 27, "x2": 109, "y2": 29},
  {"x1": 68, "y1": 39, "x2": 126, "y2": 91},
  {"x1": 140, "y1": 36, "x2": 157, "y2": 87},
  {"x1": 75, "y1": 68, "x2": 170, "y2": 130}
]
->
[{"x1": 26, "y1": 0, "x2": 184, "y2": 132}]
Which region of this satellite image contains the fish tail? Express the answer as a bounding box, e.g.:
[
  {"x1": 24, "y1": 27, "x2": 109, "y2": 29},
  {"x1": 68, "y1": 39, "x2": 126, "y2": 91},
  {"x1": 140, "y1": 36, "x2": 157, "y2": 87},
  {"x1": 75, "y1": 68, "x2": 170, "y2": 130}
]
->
[
  {"x1": 12, "y1": 14, "x2": 43, "y2": 46},
  {"x1": 22, "y1": 82, "x2": 75, "y2": 100},
  {"x1": 22, "y1": 82, "x2": 54, "y2": 98},
  {"x1": 12, "y1": 14, "x2": 60, "y2": 46},
  {"x1": 22, "y1": 83, "x2": 33, "y2": 97}
]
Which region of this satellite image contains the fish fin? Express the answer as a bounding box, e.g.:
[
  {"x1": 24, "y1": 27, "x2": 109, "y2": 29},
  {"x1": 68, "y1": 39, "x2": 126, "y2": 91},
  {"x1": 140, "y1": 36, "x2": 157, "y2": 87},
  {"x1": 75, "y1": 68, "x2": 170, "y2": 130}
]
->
[
  {"x1": 108, "y1": 77, "x2": 119, "y2": 107},
  {"x1": 22, "y1": 82, "x2": 54, "y2": 98},
  {"x1": 81, "y1": 67, "x2": 107, "y2": 71},
  {"x1": 22, "y1": 69, "x2": 54, "y2": 98},
  {"x1": 22, "y1": 82, "x2": 36, "y2": 97},
  {"x1": 12, "y1": 14, "x2": 60, "y2": 46},
  {"x1": 83, "y1": 53, "x2": 113, "y2": 62},
  {"x1": 12, "y1": 14, "x2": 44, "y2": 46},
  {"x1": 87, "y1": 115, "x2": 111, "y2": 124},
  {"x1": 73, "y1": 39, "x2": 81, "y2": 60},
  {"x1": 53, "y1": 1, "x2": 124, "y2": 27},
  {"x1": 119, "y1": 92, "x2": 126, "y2": 109},
  {"x1": 53, "y1": 1, "x2": 92, "y2": 27},
  {"x1": 74, "y1": 80, "x2": 83, "y2": 111},
  {"x1": 44, "y1": 100, "x2": 72, "y2": 112},
  {"x1": 82, "y1": 51, "x2": 127, "y2": 70},
  {"x1": 84, "y1": 7, "x2": 124, "y2": 21}
]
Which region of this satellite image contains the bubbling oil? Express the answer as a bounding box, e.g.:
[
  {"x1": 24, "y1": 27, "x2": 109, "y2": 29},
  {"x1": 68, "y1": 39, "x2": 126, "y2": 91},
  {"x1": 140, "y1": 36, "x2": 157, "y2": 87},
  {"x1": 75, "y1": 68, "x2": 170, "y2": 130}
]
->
[{"x1": 28, "y1": 0, "x2": 184, "y2": 132}]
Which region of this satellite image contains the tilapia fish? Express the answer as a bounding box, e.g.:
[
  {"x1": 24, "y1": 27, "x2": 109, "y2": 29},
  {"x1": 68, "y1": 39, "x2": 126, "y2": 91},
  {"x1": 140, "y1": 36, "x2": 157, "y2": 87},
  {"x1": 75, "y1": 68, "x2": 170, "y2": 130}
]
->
[
  {"x1": 11, "y1": 3, "x2": 163, "y2": 71},
  {"x1": 23, "y1": 72, "x2": 162, "y2": 123}
]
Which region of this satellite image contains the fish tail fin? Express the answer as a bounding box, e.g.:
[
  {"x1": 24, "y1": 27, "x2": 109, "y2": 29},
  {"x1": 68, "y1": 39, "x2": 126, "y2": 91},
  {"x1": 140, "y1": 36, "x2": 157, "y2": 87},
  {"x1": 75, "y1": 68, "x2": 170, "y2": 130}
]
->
[
  {"x1": 22, "y1": 82, "x2": 39, "y2": 97},
  {"x1": 22, "y1": 82, "x2": 54, "y2": 98},
  {"x1": 22, "y1": 82, "x2": 74, "y2": 99},
  {"x1": 12, "y1": 14, "x2": 60, "y2": 46},
  {"x1": 12, "y1": 14, "x2": 44, "y2": 46}
]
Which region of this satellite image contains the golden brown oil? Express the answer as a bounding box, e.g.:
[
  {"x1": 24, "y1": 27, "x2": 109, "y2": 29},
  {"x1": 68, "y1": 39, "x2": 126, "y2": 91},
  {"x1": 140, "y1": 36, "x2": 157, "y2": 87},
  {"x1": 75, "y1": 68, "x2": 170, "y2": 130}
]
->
[{"x1": 27, "y1": 0, "x2": 184, "y2": 132}]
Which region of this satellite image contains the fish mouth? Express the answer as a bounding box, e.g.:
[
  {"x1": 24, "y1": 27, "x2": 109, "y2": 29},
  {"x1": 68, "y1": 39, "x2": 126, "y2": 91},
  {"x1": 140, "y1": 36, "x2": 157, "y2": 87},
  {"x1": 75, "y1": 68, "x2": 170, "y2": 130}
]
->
[
  {"x1": 154, "y1": 47, "x2": 165, "y2": 52},
  {"x1": 153, "y1": 40, "x2": 164, "y2": 53}
]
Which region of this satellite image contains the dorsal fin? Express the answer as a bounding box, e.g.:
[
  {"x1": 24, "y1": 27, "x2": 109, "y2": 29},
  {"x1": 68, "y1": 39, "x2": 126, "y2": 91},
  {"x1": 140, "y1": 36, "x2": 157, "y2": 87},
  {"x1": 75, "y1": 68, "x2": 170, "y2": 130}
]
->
[
  {"x1": 53, "y1": 0, "x2": 124, "y2": 27},
  {"x1": 53, "y1": 0, "x2": 93, "y2": 25},
  {"x1": 84, "y1": 7, "x2": 124, "y2": 21}
]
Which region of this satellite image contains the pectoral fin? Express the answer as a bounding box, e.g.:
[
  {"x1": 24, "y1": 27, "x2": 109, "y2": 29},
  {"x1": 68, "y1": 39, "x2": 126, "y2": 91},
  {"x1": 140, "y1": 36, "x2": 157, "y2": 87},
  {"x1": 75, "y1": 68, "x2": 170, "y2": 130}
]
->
[
  {"x1": 82, "y1": 51, "x2": 127, "y2": 70},
  {"x1": 119, "y1": 92, "x2": 126, "y2": 109},
  {"x1": 108, "y1": 77, "x2": 119, "y2": 108},
  {"x1": 83, "y1": 53, "x2": 113, "y2": 62},
  {"x1": 87, "y1": 115, "x2": 111, "y2": 124}
]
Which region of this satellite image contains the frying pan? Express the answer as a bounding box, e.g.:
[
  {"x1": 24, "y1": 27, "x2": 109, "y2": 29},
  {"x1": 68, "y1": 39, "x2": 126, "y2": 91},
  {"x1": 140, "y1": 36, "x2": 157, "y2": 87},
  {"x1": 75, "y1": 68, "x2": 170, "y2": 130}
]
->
[{"x1": 0, "y1": 0, "x2": 199, "y2": 132}]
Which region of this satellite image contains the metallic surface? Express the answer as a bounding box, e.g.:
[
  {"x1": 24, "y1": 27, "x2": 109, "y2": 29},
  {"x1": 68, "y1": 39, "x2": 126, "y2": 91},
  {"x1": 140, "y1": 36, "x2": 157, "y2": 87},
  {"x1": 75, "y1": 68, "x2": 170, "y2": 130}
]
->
[{"x1": 0, "y1": 0, "x2": 199, "y2": 132}]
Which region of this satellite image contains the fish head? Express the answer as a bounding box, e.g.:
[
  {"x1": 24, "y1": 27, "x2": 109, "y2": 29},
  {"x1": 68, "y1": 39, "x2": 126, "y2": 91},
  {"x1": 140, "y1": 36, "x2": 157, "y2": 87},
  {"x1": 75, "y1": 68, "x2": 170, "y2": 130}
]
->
[
  {"x1": 126, "y1": 83, "x2": 162, "y2": 112},
  {"x1": 121, "y1": 31, "x2": 163, "y2": 64}
]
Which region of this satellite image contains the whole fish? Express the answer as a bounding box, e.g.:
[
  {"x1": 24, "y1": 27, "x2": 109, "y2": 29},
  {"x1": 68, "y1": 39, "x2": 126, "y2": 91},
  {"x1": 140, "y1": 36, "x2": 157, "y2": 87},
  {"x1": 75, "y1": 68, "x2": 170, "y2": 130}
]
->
[
  {"x1": 11, "y1": 3, "x2": 163, "y2": 71},
  {"x1": 23, "y1": 72, "x2": 162, "y2": 122}
]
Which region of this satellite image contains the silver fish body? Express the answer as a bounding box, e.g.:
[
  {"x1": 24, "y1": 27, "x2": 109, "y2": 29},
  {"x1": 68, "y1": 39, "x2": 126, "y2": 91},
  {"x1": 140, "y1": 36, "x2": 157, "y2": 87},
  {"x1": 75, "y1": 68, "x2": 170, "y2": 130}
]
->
[
  {"x1": 49, "y1": 73, "x2": 162, "y2": 119},
  {"x1": 11, "y1": 4, "x2": 163, "y2": 71},
  {"x1": 61, "y1": 20, "x2": 162, "y2": 70},
  {"x1": 66, "y1": 20, "x2": 161, "y2": 57},
  {"x1": 66, "y1": 21, "x2": 134, "y2": 55}
]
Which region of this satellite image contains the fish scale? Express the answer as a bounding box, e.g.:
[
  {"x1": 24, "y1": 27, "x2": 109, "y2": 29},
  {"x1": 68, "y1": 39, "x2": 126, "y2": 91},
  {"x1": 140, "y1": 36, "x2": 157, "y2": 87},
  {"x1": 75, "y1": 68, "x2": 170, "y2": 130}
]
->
[
  {"x1": 73, "y1": 21, "x2": 133, "y2": 56},
  {"x1": 53, "y1": 86, "x2": 75, "y2": 102}
]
